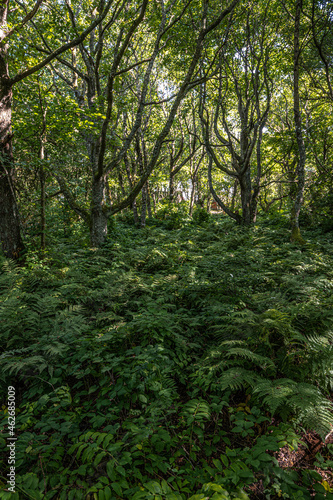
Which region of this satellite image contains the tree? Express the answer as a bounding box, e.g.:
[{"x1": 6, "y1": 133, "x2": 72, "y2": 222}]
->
[
  {"x1": 47, "y1": 0, "x2": 240, "y2": 245},
  {"x1": 199, "y1": 1, "x2": 275, "y2": 224},
  {"x1": 290, "y1": 0, "x2": 306, "y2": 243},
  {"x1": 0, "y1": 0, "x2": 112, "y2": 259}
]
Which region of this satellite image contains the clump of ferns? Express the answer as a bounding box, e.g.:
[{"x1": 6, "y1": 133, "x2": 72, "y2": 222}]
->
[
  {"x1": 193, "y1": 339, "x2": 333, "y2": 438},
  {"x1": 193, "y1": 340, "x2": 276, "y2": 393},
  {"x1": 209, "y1": 307, "x2": 328, "y2": 381},
  {"x1": 301, "y1": 331, "x2": 333, "y2": 391},
  {"x1": 0, "y1": 259, "x2": 22, "y2": 290},
  {"x1": 253, "y1": 379, "x2": 333, "y2": 438}
]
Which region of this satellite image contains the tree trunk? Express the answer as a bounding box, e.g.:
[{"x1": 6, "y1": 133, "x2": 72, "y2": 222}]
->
[
  {"x1": 146, "y1": 180, "x2": 152, "y2": 219},
  {"x1": 124, "y1": 154, "x2": 139, "y2": 224},
  {"x1": 105, "y1": 176, "x2": 112, "y2": 205},
  {"x1": 206, "y1": 191, "x2": 211, "y2": 212},
  {"x1": 231, "y1": 179, "x2": 238, "y2": 212},
  {"x1": 189, "y1": 178, "x2": 196, "y2": 216},
  {"x1": 169, "y1": 172, "x2": 175, "y2": 202},
  {"x1": 39, "y1": 154, "x2": 46, "y2": 251},
  {"x1": 0, "y1": 10, "x2": 24, "y2": 259},
  {"x1": 140, "y1": 183, "x2": 147, "y2": 227},
  {"x1": 132, "y1": 200, "x2": 139, "y2": 224},
  {"x1": 39, "y1": 102, "x2": 47, "y2": 251},
  {"x1": 291, "y1": 0, "x2": 306, "y2": 244},
  {"x1": 251, "y1": 122, "x2": 265, "y2": 223},
  {"x1": 239, "y1": 169, "x2": 253, "y2": 225},
  {"x1": 151, "y1": 191, "x2": 156, "y2": 215},
  {"x1": 90, "y1": 177, "x2": 108, "y2": 246}
]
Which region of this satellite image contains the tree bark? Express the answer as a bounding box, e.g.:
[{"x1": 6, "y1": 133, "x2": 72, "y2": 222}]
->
[
  {"x1": 0, "y1": 0, "x2": 25, "y2": 259},
  {"x1": 291, "y1": 0, "x2": 306, "y2": 243},
  {"x1": 206, "y1": 191, "x2": 211, "y2": 213},
  {"x1": 124, "y1": 153, "x2": 139, "y2": 224},
  {"x1": 90, "y1": 177, "x2": 108, "y2": 246},
  {"x1": 39, "y1": 150, "x2": 46, "y2": 251},
  {"x1": 38, "y1": 89, "x2": 47, "y2": 251},
  {"x1": 146, "y1": 180, "x2": 152, "y2": 219},
  {"x1": 231, "y1": 179, "x2": 238, "y2": 212},
  {"x1": 140, "y1": 183, "x2": 147, "y2": 227},
  {"x1": 151, "y1": 191, "x2": 156, "y2": 215},
  {"x1": 240, "y1": 169, "x2": 252, "y2": 225},
  {"x1": 189, "y1": 178, "x2": 196, "y2": 216},
  {"x1": 169, "y1": 172, "x2": 175, "y2": 202}
]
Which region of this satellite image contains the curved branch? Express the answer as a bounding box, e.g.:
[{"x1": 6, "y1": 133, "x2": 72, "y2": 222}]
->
[
  {"x1": 55, "y1": 175, "x2": 91, "y2": 226},
  {"x1": 208, "y1": 156, "x2": 241, "y2": 222},
  {"x1": 0, "y1": 0, "x2": 43, "y2": 43},
  {"x1": 9, "y1": 0, "x2": 113, "y2": 86}
]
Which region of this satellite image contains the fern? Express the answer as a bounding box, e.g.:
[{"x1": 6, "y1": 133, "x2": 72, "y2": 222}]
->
[
  {"x1": 254, "y1": 379, "x2": 333, "y2": 437},
  {"x1": 224, "y1": 346, "x2": 276, "y2": 371},
  {"x1": 181, "y1": 399, "x2": 211, "y2": 424},
  {"x1": 1, "y1": 218, "x2": 333, "y2": 498},
  {"x1": 303, "y1": 332, "x2": 333, "y2": 390},
  {"x1": 216, "y1": 367, "x2": 260, "y2": 391}
]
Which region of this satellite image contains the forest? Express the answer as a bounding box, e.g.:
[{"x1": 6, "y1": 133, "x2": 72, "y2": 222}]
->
[{"x1": 0, "y1": 0, "x2": 333, "y2": 498}]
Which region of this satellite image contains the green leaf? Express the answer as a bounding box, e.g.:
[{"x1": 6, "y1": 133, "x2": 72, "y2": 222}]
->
[
  {"x1": 106, "y1": 461, "x2": 115, "y2": 480},
  {"x1": 116, "y1": 465, "x2": 126, "y2": 476},
  {"x1": 212, "y1": 459, "x2": 223, "y2": 471},
  {"x1": 104, "y1": 486, "x2": 112, "y2": 500},
  {"x1": 111, "y1": 483, "x2": 122, "y2": 496}
]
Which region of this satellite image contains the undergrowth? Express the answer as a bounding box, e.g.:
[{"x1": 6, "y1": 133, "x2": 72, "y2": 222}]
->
[{"x1": 0, "y1": 215, "x2": 332, "y2": 499}]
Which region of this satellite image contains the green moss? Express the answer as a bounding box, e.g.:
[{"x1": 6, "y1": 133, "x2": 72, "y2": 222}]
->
[{"x1": 290, "y1": 225, "x2": 306, "y2": 244}]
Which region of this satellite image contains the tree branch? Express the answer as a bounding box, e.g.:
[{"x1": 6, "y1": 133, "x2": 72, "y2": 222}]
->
[
  {"x1": 0, "y1": 0, "x2": 43, "y2": 43},
  {"x1": 9, "y1": 0, "x2": 113, "y2": 86}
]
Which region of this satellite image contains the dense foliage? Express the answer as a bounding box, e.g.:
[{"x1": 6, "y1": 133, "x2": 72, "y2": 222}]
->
[
  {"x1": 1, "y1": 0, "x2": 333, "y2": 498},
  {"x1": 1, "y1": 214, "x2": 333, "y2": 499}
]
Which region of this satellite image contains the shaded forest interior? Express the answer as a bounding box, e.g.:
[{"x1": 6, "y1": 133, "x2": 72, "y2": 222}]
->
[{"x1": 1, "y1": 0, "x2": 333, "y2": 498}]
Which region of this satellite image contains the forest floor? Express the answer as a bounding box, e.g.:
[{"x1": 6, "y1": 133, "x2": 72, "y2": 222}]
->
[{"x1": 0, "y1": 214, "x2": 333, "y2": 500}]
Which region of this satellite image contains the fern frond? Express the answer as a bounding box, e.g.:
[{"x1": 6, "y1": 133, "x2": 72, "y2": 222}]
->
[
  {"x1": 254, "y1": 379, "x2": 333, "y2": 437},
  {"x1": 224, "y1": 347, "x2": 276, "y2": 370},
  {"x1": 181, "y1": 399, "x2": 211, "y2": 424},
  {"x1": 1, "y1": 355, "x2": 47, "y2": 375},
  {"x1": 217, "y1": 367, "x2": 260, "y2": 391}
]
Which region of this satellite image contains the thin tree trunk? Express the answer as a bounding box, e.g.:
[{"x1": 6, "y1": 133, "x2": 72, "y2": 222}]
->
[
  {"x1": 39, "y1": 149, "x2": 46, "y2": 251},
  {"x1": 206, "y1": 191, "x2": 211, "y2": 212},
  {"x1": 189, "y1": 178, "x2": 196, "y2": 216},
  {"x1": 146, "y1": 180, "x2": 152, "y2": 218},
  {"x1": 124, "y1": 154, "x2": 139, "y2": 224},
  {"x1": 38, "y1": 93, "x2": 47, "y2": 251},
  {"x1": 251, "y1": 123, "x2": 265, "y2": 223},
  {"x1": 118, "y1": 173, "x2": 126, "y2": 197},
  {"x1": 105, "y1": 176, "x2": 112, "y2": 205},
  {"x1": 169, "y1": 171, "x2": 175, "y2": 202},
  {"x1": 140, "y1": 183, "x2": 147, "y2": 227},
  {"x1": 207, "y1": 157, "x2": 241, "y2": 222},
  {"x1": 231, "y1": 179, "x2": 238, "y2": 212},
  {"x1": 291, "y1": 0, "x2": 306, "y2": 243},
  {"x1": 132, "y1": 200, "x2": 139, "y2": 224},
  {"x1": 151, "y1": 191, "x2": 156, "y2": 215}
]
